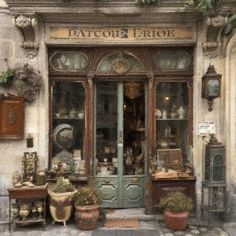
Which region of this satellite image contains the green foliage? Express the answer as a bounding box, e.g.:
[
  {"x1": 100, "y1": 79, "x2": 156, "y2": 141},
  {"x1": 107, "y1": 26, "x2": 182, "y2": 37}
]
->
[
  {"x1": 74, "y1": 186, "x2": 101, "y2": 206},
  {"x1": 0, "y1": 69, "x2": 15, "y2": 87},
  {"x1": 185, "y1": 0, "x2": 220, "y2": 15},
  {"x1": 228, "y1": 14, "x2": 236, "y2": 28},
  {"x1": 51, "y1": 177, "x2": 76, "y2": 193},
  {"x1": 196, "y1": 0, "x2": 219, "y2": 15},
  {"x1": 159, "y1": 192, "x2": 193, "y2": 213},
  {"x1": 136, "y1": 0, "x2": 160, "y2": 6}
]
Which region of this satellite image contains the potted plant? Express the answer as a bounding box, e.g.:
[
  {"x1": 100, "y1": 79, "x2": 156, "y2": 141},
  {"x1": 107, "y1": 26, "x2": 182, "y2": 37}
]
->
[
  {"x1": 74, "y1": 186, "x2": 101, "y2": 230},
  {"x1": 48, "y1": 177, "x2": 77, "y2": 226},
  {"x1": 159, "y1": 191, "x2": 193, "y2": 231}
]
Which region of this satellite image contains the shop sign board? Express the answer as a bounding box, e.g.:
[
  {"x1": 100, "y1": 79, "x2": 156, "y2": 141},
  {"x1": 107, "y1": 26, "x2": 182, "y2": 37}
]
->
[{"x1": 46, "y1": 25, "x2": 196, "y2": 44}]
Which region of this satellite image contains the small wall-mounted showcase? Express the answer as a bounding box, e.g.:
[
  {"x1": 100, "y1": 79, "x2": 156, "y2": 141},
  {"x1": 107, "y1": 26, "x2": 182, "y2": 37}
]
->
[{"x1": 0, "y1": 94, "x2": 24, "y2": 139}]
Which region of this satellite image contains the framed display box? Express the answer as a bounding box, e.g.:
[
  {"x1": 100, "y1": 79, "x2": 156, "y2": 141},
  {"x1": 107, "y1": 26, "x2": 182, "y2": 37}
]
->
[
  {"x1": 0, "y1": 95, "x2": 24, "y2": 139},
  {"x1": 157, "y1": 149, "x2": 183, "y2": 171}
]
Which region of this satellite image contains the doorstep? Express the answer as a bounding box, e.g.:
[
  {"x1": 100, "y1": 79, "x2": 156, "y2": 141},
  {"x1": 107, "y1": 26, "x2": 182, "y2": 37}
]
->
[{"x1": 105, "y1": 208, "x2": 156, "y2": 221}]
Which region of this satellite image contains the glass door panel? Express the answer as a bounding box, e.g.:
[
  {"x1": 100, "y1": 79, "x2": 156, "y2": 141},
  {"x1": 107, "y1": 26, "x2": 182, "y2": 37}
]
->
[
  {"x1": 156, "y1": 82, "x2": 189, "y2": 170},
  {"x1": 95, "y1": 81, "x2": 146, "y2": 208},
  {"x1": 95, "y1": 82, "x2": 118, "y2": 176},
  {"x1": 123, "y1": 82, "x2": 145, "y2": 176}
]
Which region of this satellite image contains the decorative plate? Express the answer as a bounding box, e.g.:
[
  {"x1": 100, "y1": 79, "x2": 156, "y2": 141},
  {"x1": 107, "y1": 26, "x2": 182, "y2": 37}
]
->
[{"x1": 53, "y1": 124, "x2": 76, "y2": 149}]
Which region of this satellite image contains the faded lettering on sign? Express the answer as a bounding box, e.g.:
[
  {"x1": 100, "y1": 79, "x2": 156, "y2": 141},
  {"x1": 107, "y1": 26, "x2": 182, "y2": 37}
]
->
[{"x1": 48, "y1": 26, "x2": 193, "y2": 42}]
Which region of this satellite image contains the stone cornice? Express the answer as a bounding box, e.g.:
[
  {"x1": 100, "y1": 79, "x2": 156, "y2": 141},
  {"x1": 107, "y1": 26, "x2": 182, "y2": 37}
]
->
[{"x1": 4, "y1": 0, "x2": 197, "y2": 22}]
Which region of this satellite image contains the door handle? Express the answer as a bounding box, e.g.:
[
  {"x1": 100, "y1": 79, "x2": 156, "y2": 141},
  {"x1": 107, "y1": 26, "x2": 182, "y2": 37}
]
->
[{"x1": 105, "y1": 179, "x2": 110, "y2": 184}]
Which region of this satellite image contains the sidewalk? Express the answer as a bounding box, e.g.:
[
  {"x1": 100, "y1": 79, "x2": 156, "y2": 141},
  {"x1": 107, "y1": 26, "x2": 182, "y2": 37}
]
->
[{"x1": 0, "y1": 208, "x2": 236, "y2": 236}]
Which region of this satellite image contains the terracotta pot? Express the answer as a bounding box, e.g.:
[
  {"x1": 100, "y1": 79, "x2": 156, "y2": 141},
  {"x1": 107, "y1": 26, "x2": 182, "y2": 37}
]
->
[
  {"x1": 74, "y1": 205, "x2": 99, "y2": 230},
  {"x1": 164, "y1": 209, "x2": 189, "y2": 231}
]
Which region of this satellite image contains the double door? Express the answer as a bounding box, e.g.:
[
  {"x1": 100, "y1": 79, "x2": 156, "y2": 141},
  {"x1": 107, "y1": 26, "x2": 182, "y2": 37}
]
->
[{"x1": 94, "y1": 81, "x2": 147, "y2": 208}]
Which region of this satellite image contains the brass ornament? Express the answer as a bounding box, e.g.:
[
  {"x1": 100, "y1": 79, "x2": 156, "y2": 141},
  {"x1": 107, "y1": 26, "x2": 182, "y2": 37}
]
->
[
  {"x1": 112, "y1": 57, "x2": 131, "y2": 75},
  {"x1": 124, "y1": 83, "x2": 142, "y2": 99}
]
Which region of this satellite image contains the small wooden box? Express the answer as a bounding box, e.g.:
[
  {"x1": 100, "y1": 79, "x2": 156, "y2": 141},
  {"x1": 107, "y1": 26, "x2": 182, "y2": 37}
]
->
[
  {"x1": 0, "y1": 95, "x2": 24, "y2": 139},
  {"x1": 158, "y1": 149, "x2": 183, "y2": 171}
]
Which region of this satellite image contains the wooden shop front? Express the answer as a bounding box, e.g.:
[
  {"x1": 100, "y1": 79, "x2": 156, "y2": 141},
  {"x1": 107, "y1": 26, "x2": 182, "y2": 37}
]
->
[{"x1": 48, "y1": 25, "x2": 196, "y2": 213}]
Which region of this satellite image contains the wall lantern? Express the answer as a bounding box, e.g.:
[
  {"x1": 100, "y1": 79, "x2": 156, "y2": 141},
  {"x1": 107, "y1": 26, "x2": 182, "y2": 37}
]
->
[{"x1": 202, "y1": 65, "x2": 222, "y2": 111}]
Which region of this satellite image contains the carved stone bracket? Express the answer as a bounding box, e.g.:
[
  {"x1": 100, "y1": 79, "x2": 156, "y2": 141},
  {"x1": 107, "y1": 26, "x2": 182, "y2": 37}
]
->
[
  {"x1": 13, "y1": 15, "x2": 39, "y2": 51},
  {"x1": 202, "y1": 15, "x2": 228, "y2": 58}
]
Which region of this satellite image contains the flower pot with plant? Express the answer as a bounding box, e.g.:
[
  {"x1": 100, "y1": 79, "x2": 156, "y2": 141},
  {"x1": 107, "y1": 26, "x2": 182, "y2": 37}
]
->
[
  {"x1": 74, "y1": 186, "x2": 101, "y2": 230},
  {"x1": 159, "y1": 191, "x2": 193, "y2": 231},
  {"x1": 48, "y1": 177, "x2": 77, "y2": 226}
]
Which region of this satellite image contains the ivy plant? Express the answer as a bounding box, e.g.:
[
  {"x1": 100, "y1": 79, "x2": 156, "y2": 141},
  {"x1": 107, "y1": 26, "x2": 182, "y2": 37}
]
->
[
  {"x1": 0, "y1": 69, "x2": 15, "y2": 88},
  {"x1": 186, "y1": 0, "x2": 221, "y2": 15}
]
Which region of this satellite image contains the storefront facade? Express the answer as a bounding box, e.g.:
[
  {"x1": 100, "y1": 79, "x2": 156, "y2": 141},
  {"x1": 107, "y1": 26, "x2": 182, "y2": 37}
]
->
[{"x1": 0, "y1": 0, "x2": 236, "y2": 222}]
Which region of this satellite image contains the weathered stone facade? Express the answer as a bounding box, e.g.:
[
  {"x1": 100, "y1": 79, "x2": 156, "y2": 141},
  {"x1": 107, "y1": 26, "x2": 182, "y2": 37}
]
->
[{"x1": 0, "y1": 0, "x2": 236, "y2": 223}]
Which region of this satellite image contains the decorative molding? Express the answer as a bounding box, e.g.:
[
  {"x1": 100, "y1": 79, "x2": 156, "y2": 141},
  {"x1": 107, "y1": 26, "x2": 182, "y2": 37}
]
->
[
  {"x1": 13, "y1": 64, "x2": 42, "y2": 103},
  {"x1": 13, "y1": 15, "x2": 39, "y2": 51},
  {"x1": 202, "y1": 15, "x2": 228, "y2": 58}
]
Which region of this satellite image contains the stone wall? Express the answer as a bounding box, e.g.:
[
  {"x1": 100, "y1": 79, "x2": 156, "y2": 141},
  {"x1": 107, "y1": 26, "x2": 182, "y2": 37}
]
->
[
  {"x1": 0, "y1": 0, "x2": 236, "y2": 223},
  {"x1": 224, "y1": 33, "x2": 236, "y2": 221},
  {"x1": 0, "y1": 4, "x2": 49, "y2": 223}
]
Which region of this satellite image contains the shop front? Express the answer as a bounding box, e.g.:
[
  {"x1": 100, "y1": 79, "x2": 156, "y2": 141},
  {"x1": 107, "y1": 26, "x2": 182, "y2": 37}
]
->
[
  {"x1": 48, "y1": 44, "x2": 194, "y2": 212},
  {"x1": 2, "y1": 0, "x2": 236, "y2": 224}
]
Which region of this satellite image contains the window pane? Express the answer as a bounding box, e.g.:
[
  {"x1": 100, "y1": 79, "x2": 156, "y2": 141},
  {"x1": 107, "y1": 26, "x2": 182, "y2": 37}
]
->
[
  {"x1": 52, "y1": 82, "x2": 85, "y2": 176},
  {"x1": 156, "y1": 82, "x2": 189, "y2": 170}
]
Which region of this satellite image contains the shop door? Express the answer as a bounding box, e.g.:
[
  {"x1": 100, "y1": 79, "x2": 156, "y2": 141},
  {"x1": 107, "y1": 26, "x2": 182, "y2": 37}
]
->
[{"x1": 94, "y1": 81, "x2": 147, "y2": 208}]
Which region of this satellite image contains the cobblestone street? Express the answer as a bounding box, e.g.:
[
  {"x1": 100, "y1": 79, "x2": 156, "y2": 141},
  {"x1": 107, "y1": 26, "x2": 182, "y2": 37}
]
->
[
  {"x1": 0, "y1": 222, "x2": 234, "y2": 236},
  {"x1": 1, "y1": 212, "x2": 235, "y2": 236}
]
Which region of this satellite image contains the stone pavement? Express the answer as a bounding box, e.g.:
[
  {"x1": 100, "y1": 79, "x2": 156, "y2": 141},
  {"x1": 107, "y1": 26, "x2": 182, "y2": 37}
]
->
[{"x1": 0, "y1": 208, "x2": 236, "y2": 236}]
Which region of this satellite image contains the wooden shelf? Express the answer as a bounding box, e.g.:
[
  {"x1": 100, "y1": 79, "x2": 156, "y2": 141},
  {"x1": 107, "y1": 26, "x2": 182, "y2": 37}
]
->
[
  {"x1": 156, "y1": 118, "x2": 188, "y2": 121},
  {"x1": 69, "y1": 176, "x2": 88, "y2": 182},
  {"x1": 53, "y1": 117, "x2": 84, "y2": 120},
  {"x1": 15, "y1": 218, "x2": 44, "y2": 224}
]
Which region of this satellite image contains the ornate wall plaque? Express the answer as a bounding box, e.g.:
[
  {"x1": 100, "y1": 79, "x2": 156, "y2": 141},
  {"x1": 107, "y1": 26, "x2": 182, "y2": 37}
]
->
[{"x1": 0, "y1": 95, "x2": 24, "y2": 139}]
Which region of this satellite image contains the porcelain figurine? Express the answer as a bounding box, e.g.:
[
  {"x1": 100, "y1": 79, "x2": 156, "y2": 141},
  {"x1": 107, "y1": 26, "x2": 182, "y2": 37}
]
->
[
  {"x1": 162, "y1": 110, "x2": 167, "y2": 119},
  {"x1": 178, "y1": 106, "x2": 185, "y2": 119},
  {"x1": 155, "y1": 109, "x2": 162, "y2": 119}
]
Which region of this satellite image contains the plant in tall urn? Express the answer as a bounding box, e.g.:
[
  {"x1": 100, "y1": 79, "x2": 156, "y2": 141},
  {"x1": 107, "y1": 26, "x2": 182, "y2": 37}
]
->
[
  {"x1": 48, "y1": 177, "x2": 77, "y2": 226},
  {"x1": 159, "y1": 192, "x2": 193, "y2": 231},
  {"x1": 74, "y1": 186, "x2": 101, "y2": 230}
]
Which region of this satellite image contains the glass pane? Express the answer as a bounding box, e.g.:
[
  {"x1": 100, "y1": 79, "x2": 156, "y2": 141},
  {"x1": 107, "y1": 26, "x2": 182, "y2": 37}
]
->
[
  {"x1": 50, "y1": 51, "x2": 88, "y2": 72},
  {"x1": 155, "y1": 82, "x2": 189, "y2": 170},
  {"x1": 97, "y1": 52, "x2": 144, "y2": 74},
  {"x1": 155, "y1": 51, "x2": 192, "y2": 71},
  {"x1": 95, "y1": 83, "x2": 118, "y2": 176},
  {"x1": 123, "y1": 82, "x2": 145, "y2": 175},
  {"x1": 52, "y1": 82, "x2": 85, "y2": 177}
]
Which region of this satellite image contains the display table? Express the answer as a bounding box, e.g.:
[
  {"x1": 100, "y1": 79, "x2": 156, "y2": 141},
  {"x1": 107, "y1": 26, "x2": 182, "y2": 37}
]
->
[
  {"x1": 8, "y1": 184, "x2": 48, "y2": 232},
  {"x1": 151, "y1": 177, "x2": 196, "y2": 214}
]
